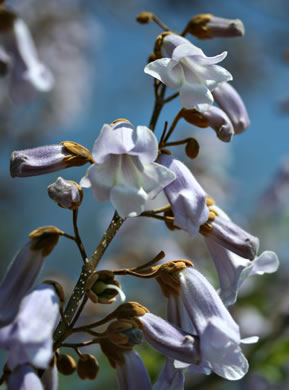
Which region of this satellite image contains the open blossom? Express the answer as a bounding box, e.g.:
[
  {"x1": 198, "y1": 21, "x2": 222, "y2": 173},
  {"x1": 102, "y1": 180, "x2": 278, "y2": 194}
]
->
[
  {"x1": 158, "y1": 153, "x2": 209, "y2": 237},
  {"x1": 80, "y1": 120, "x2": 176, "y2": 218},
  {"x1": 0, "y1": 9, "x2": 54, "y2": 101},
  {"x1": 144, "y1": 33, "x2": 232, "y2": 111},
  {"x1": 156, "y1": 262, "x2": 257, "y2": 380}
]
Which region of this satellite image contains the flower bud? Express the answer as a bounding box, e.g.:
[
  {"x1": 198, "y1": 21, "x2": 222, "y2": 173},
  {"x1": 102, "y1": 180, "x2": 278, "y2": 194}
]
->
[
  {"x1": 56, "y1": 354, "x2": 76, "y2": 376},
  {"x1": 106, "y1": 319, "x2": 143, "y2": 347},
  {"x1": 86, "y1": 271, "x2": 125, "y2": 304},
  {"x1": 185, "y1": 138, "x2": 200, "y2": 158},
  {"x1": 136, "y1": 11, "x2": 153, "y2": 24},
  {"x1": 77, "y1": 354, "x2": 99, "y2": 380},
  {"x1": 185, "y1": 14, "x2": 245, "y2": 39},
  {"x1": 10, "y1": 141, "x2": 93, "y2": 178},
  {"x1": 48, "y1": 177, "x2": 83, "y2": 210},
  {"x1": 213, "y1": 82, "x2": 250, "y2": 134}
]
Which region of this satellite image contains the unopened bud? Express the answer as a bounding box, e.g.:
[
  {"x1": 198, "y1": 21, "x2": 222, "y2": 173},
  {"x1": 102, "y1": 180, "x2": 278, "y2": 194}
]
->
[
  {"x1": 48, "y1": 177, "x2": 83, "y2": 210},
  {"x1": 107, "y1": 319, "x2": 143, "y2": 347},
  {"x1": 136, "y1": 11, "x2": 153, "y2": 24},
  {"x1": 56, "y1": 354, "x2": 76, "y2": 376},
  {"x1": 77, "y1": 354, "x2": 99, "y2": 380},
  {"x1": 29, "y1": 226, "x2": 63, "y2": 257},
  {"x1": 213, "y1": 82, "x2": 250, "y2": 134},
  {"x1": 186, "y1": 14, "x2": 245, "y2": 39},
  {"x1": 10, "y1": 142, "x2": 93, "y2": 178},
  {"x1": 201, "y1": 106, "x2": 234, "y2": 142},
  {"x1": 181, "y1": 108, "x2": 209, "y2": 128},
  {"x1": 185, "y1": 138, "x2": 199, "y2": 159},
  {"x1": 86, "y1": 271, "x2": 125, "y2": 304}
]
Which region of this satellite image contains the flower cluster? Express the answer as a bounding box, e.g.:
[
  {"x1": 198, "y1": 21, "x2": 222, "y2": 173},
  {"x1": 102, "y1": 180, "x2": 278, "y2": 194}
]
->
[{"x1": 0, "y1": 6, "x2": 280, "y2": 390}]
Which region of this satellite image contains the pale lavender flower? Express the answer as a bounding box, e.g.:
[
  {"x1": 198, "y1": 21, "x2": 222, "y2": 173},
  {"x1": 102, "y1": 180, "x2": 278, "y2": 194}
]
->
[
  {"x1": 200, "y1": 106, "x2": 234, "y2": 142},
  {"x1": 10, "y1": 142, "x2": 92, "y2": 177},
  {"x1": 8, "y1": 364, "x2": 43, "y2": 390},
  {"x1": 0, "y1": 284, "x2": 60, "y2": 371},
  {"x1": 206, "y1": 239, "x2": 279, "y2": 306},
  {"x1": 116, "y1": 350, "x2": 151, "y2": 390},
  {"x1": 80, "y1": 120, "x2": 176, "y2": 218},
  {"x1": 201, "y1": 206, "x2": 259, "y2": 260},
  {"x1": 48, "y1": 177, "x2": 83, "y2": 210},
  {"x1": 41, "y1": 363, "x2": 58, "y2": 390},
  {"x1": 144, "y1": 33, "x2": 232, "y2": 112},
  {"x1": 0, "y1": 12, "x2": 54, "y2": 102},
  {"x1": 213, "y1": 82, "x2": 250, "y2": 134},
  {"x1": 158, "y1": 153, "x2": 209, "y2": 237},
  {"x1": 168, "y1": 266, "x2": 258, "y2": 380},
  {"x1": 0, "y1": 228, "x2": 60, "y2": 327}
]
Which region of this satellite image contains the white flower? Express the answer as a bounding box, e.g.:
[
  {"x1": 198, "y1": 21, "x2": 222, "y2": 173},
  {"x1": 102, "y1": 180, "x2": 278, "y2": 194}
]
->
[
  {"x1": 144, "y1": 34, "x2": 232, "y2": 112},
  {"x1": 80, "y1": 120, "x2": 176, "y2": 218}
]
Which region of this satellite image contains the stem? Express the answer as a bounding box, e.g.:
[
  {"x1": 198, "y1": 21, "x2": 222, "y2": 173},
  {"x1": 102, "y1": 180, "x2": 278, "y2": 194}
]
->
[
  {"x1": 164, "y1": 138, "x2": 191, "y2": 147},
  {"x1": 152, "y1": 15, "x2": 169, "y2": 31},
  {"x1": 73, "y1": 209, "x2": 88, "y2": 263},
  {"x1": 69, "y1": 295, "x2": 88, "y2": 329},
  {"x1": 149, "y1": 84, "x2": 166, "y2": 131},
  {"x1": 163, "y1": 110, "x2": 183, "y2": 144},
  {"x1": 162, "y1": 92, "x2": 179, "y2": 104},
  {"x1": 53, "y1": 211, "x2": 124, "y2": 348}
]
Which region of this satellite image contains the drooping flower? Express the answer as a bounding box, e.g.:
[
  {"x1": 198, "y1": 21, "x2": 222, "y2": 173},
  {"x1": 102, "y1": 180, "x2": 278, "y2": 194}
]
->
[
  {"x1": 0, "y1": 8, "x2": 54, "y2": 101},
  {"x1": 80, "y1": 120, "x2": 176, "y2": 218},
  {"x1": 206, "y1": 237, "x2": 279, "y2": 306},
  {"x1": 156, "y1": 261, "x2": 258, "y2": 380},
  {"x1": 158, "y1": 153, "x2": 209, "y2": 237},
  {"x1": 144, "y1": 33, "x2": 232, "y2": 111},
  {"x1": 0, "y1": 226, "x2": 62, "y2": 327},
  {"x1": 0, "y1": 284, "x2": 60, "y2": 371},
  {"x1": 213, "y1": 82, "x2": 250, "y2": 133},
  {"x1": 8, "y1": 364, "x2": 44, "y2": 390}
]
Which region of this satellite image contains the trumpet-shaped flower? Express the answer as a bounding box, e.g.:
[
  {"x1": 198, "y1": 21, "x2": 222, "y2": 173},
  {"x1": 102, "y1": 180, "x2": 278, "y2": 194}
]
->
[
  {"x1": 158, "y1": 153, "x2": 209, "y2": 236},
  {"x1": 0, "y1": 284, "x2": 60, "y2": 371},
  {"x1": 206, "y1": 238, "x2": 279, "y2": 306},
  {"x1": 144, "y1": 33, "x2": 232, "y2": 111},
  {"x1": 80, "y1": 120, "x2": 176, "y2": 218}
]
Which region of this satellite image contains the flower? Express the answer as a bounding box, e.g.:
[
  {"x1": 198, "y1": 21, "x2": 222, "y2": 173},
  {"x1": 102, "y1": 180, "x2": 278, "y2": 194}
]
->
[
  {"x1": 8, "y1": 364, "x2": 44, "y2": 390},
  {"x1": 10, "y1": 141, "x2": 93, "y2": 178},
  {"x1": 0, "y1": 284, "x2": 60, "y2": 371},
  {"x1": 213, "y1": 82, "x2": 250, "y2": 133},
  {"x1": 206, "y1": 238, "x2": 279, "y2": 306},
  {"x1": 156, "y1": 262, "x2": 258, "y2": 380},
  {"x1": 0, "y1": 226, "x2": 61, "y2": 327},
  {"x1": 144, "y1": 33, "x2": 232, "y2": 112},
  {"x1": 153, "y1": 359, "x2": 185, "y2": 390},
  {"x1": 80, "y1": 120, "x2": 176, "y2": 218},
  {"x1": 0, "y1": 9, "x2": 54, "y2": 101},
  {"x1": 158, "y1": 153, "x2": 209, "y2": 236}
]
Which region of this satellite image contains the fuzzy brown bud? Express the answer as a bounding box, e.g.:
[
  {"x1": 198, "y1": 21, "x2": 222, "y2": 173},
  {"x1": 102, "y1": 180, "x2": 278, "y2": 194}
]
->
[
  {"x1": 77, "y1": 354, "x2": 99, "y2": 380},
  {"x1": 56, "y1": 354, "x2": 76, "y2": 376},
  {"x1": 185, "y1": 138, "x2": 200, "y2": 159},
  {"x1": 136, "y1": 11, "x2": 153, "y2": 24}
]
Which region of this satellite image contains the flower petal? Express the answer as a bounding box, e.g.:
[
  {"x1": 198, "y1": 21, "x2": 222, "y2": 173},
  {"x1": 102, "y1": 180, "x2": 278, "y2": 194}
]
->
[
  {"x1": 111, "y1": 185, "x2": 148, "y2": 218},
  {"x1": 116, "y1": 350, "x2": 151, "y2": 390},
  {"x1": 153, "y1": 358, "x2": 185, "y2": 390},
  {"x1": 179, "y1": 82, "x2": 213, "y2": 111},
  {"x1": 140, "y1": 162, "x2": 176, "y2": 199},
  {"x1": 172, "y1": 43, "x2": 205, "y2": 62},
  {"x1": 144, "y1": 58, "x2": 183, "y2": 89},
  {"x1": 248, "y1": 251, "x2": 279, "y2": 276},
  {"x1": 130, "y1": 125, "x2": 158, "y2": 163},
  {"x1": 8, "y1": 364, "x2": 43, "y2": 390}
]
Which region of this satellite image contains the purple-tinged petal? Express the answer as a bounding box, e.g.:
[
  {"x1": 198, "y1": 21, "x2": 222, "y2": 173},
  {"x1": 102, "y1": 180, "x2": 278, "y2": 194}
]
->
[
  {"x1": 171, "y1": 43, "x2": 205, "y2": 63},
  {"x1": 248, "y1": 251, "x2": 279, "y2": 277},
  {"x1": 8, "y1": 364, "x2": 43, "y2": 390},
  {"x1": 140, "y1": 163, "x2": 176, "y2": 199},
  {"x1": 201, "y1": 106, "x2": 234, "y2": 142},
  {"x1": 213, "y1": 82, "x2": 250, "y2": 134},
  {"x1": 130, "y1": 126, "x2": 158, "y2": 163},
  {"x1": 144, "y1": 58, "x2": 183, "y2": 89},
  {"x1": 205, "y1": 16, "x2": 245, "y2": 38},
  {"x1": 153, "y1": 358, "x2": 185, "y2": 390},
  {"x1": 0, "y1": 230, "x2": 59, "y2": 328},
  {"x1": 180, "y1": 81, "x2": 213, "y2": 111},
  {"x1": 162, "y1": 34, "x2": 193, "y2": 57},
  {"x1": 116, "y1": 350, "x2": 151, "y2": 390},
  {"x1": 203, "y1": 214, "x2": 259, "y2": 260},
  {"x1": 192, "y1": 51, "x2": 228, "y2": 66},
  {"x1": 158, "y1": 154, "x2": 209, "y2": 236},
  {"x1": 140, "y1": 312, "x2": 200, "y2": 365},
  {"x1": 202, "y1": 317, "x2": 248, "y2": 380},
  {"x1": 91, "y1": 124, "x2": 135, "y2": 164},
  {"x1": 6, "y1": 284, "x2": 59, "y2": 370},
  {"x1": 111, "y1": 185, "x2": 148, "y2": 218}
]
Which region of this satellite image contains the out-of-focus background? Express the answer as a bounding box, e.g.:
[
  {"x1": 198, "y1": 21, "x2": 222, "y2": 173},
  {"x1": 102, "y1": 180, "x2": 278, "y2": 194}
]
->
[{"x1": 1, "y1": 0, "x2": 289, "y2": 389}]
